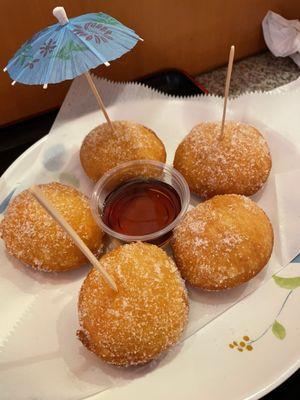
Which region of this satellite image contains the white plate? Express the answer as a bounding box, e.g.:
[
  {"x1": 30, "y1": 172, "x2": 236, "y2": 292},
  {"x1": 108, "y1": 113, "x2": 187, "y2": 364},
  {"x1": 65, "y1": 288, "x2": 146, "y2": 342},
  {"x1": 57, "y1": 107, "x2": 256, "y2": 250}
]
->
[{"x1": 1, "y1": 137, "x2": 299, "y2": 400}]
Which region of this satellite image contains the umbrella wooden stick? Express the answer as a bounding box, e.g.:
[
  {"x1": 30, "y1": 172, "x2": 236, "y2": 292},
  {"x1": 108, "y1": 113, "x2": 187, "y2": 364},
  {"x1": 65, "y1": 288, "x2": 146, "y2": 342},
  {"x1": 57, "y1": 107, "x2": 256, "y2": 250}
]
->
[
  {"x1": 84, "y1": 71, "x2": 115, "y2": 133},
  {"x1": 220, "y1": 45, "x2": 235, "y2": 139},
  {"x1": 30, "y1": 185, "x2": 118, "y2": 292},
  {"x1": 53, "y1": 7, "x2": 114, "y2": 132}
]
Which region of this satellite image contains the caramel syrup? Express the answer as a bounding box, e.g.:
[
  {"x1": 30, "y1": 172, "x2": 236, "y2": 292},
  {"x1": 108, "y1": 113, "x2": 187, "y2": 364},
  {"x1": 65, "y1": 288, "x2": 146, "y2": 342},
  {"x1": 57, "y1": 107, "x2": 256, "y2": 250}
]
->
[{"x1": 103, "y1": 179, "x2": 181, "y2": 245}]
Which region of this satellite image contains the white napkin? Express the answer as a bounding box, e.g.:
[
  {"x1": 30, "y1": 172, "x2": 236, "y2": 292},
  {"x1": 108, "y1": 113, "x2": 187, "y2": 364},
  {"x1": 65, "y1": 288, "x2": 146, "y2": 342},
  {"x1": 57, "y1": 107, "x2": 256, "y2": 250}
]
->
[{"x1": 262, "y1": 10, "x2": 300, "y2": 67}]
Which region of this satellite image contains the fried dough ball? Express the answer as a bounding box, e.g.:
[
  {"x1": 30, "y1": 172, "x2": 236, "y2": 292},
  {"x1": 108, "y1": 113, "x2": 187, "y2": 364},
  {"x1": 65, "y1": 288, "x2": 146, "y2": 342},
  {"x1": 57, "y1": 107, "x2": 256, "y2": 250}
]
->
[
  {"x1": 171, "y1": 195, "x2": 273, "y2": 290},
  {"x1": 174, "y1": 121, "x2": 272, "y2": 198},
  {"x1": 77, "y1": 242, "x2": 188, "y2": 366},
  {"x1": 0, "y1": 182, "x2": 103, "y2": 272},
  {"x1": 80, "y1": 121, "x2": 166, "y2": 182}
]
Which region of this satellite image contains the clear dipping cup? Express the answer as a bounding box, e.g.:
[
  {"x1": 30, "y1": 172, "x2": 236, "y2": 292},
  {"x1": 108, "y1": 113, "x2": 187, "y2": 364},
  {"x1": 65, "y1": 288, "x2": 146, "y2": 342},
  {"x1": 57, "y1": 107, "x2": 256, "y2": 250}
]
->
[{"x1": 90, "y1": 160, "x2": 190, "y2": 246}]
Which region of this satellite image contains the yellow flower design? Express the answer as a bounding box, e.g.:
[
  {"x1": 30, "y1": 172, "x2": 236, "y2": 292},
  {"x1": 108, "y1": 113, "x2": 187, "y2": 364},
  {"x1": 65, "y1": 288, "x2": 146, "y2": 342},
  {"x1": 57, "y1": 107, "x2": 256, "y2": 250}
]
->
[{"x1": 229, "y1": 336, "x2": 253, "y2": 352}]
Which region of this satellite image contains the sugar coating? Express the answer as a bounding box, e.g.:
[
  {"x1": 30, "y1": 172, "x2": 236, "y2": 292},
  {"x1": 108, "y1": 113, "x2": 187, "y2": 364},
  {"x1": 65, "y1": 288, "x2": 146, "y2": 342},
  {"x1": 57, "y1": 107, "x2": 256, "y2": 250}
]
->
[
  {"x1": 0, "y1": 182, "x2": 103, "y2": 271},
  {"x1": 172, "y1": 194, "x2": 274, "y2": 290},
  {"x1": 80, "y1": 121, "x2": 166, "y2": 182},
  {"x1": 174, "y1": 121, "x2": 272, "y2": 198},
  {"x1": 77, "y1": 242, "x2": 188, "y2": 366}
]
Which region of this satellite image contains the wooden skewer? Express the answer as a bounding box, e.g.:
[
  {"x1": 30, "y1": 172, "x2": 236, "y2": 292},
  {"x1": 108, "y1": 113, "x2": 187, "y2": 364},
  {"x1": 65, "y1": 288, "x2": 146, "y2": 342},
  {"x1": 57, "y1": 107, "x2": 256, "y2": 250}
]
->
[
  {"x1": 30, "y1": 185, "x2": 118, "y2": 292},
  {"x1": 220, "y1": 45, "x2": 235, "y2": 139},
  {"x1": 84, "y1": 71, "x2": 115, "y2": 133}
]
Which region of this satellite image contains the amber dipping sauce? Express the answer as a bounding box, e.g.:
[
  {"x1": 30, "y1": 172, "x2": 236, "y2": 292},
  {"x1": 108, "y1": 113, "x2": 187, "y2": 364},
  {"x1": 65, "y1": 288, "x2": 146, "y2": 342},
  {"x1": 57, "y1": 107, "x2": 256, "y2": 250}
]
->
[{"x1": 103, "y1": 179, "x2": 181, "y2": 244}]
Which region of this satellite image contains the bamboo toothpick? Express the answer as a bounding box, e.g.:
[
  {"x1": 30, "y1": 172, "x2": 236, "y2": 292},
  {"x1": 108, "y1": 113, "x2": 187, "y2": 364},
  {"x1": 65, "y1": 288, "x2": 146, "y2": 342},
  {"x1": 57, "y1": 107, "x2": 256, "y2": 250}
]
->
[
  {"x1": 220, "y1": 45, "x2": 235, "y2": 139},
  {"x1": 84, "y1": 71, "x2": 115, "y2": 133},
  {"x1": 30, "y1": 185, "x2": 118, "y2": 292}
]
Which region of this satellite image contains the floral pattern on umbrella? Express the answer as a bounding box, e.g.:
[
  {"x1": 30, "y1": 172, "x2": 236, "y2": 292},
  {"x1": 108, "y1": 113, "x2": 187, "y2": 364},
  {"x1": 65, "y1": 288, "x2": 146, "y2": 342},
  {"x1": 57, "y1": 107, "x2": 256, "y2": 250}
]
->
[
  {"x1": 39, "y1": 39, "x2": 57, "y2": 57},
  {"x1": 72, "y1": 23, "x2": 113, "y2": 43}
]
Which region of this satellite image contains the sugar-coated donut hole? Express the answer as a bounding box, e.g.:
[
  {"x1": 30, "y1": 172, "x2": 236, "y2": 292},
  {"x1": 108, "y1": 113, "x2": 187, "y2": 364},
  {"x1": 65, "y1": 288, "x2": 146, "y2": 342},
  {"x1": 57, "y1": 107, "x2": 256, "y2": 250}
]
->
[
  {"x1": 80, "y1": 121, "x2": 167, "y2": 182},
  {"x1": 77, "y1": 242, "x2": 188, "y2": 366},
  {"x1": 171, "y1": 194, "x2": 274, "y2": 290},
  {"x1": 174, "y1": 121, "x2": 272, "y2": 198},
  {"x1": 0, "y1": 182, "x2": 103, "y2": 272}
]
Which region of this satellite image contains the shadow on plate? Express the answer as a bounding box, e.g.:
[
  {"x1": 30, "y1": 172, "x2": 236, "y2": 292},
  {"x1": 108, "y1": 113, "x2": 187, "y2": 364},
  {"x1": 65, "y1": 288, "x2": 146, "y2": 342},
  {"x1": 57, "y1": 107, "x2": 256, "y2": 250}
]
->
[
  {"x1": 56, "y1": 296, "x2": 185, "y2": 391},
  {"x1": 0, "y1": 248, "x2": 91, "y2": 294},
  {"x1": 187, "y1": 265, "x2": 268, "y2": 306}
]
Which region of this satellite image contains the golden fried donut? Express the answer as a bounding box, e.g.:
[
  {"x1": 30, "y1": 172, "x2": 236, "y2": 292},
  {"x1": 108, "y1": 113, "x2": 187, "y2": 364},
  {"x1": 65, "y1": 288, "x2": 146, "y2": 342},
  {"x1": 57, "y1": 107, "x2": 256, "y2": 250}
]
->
[
  {"x1": 174, "y1": 121, "x2": 272, "y2": 198},
  {"x1": 0, "y1": 182, "x2": 103, "y2": 272},
  {"x1": 80, "y1": 121, "x2": 167, "y2": 181},
  {"x1": 77, "y1": 242, "x2": 188, "y2": 366},
  {"x1": 171, "y1": 195, "x2": 273, "y2": 290}
]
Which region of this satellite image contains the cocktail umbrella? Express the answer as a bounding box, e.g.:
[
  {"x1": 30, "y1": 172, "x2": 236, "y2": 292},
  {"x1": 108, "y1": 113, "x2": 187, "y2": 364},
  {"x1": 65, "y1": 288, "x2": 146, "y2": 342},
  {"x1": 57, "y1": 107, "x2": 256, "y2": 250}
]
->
[
  {"x1": 2, "y1": 6, "x2": 144, "y2": 291},
  {"x1": 4, "y1": 6, "x2": 143, "y2": 131}
]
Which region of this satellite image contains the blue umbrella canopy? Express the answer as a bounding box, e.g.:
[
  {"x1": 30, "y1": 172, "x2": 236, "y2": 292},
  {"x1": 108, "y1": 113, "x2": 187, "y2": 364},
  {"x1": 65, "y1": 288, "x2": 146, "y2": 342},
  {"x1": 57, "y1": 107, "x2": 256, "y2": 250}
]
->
[{"x1": 4, "y1": 7, "x2": 143, "y2": 87}]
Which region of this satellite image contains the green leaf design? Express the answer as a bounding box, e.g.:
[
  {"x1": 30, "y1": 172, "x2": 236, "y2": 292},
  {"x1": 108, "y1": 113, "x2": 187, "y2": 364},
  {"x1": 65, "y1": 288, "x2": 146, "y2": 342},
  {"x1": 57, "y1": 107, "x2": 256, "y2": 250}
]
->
[
  {"x1": 92, "y1": 14, "x2": 120, "y2": 25},
  {"x1": 55, "y1": 40, "x2": 87, "y2": 60},
  {"x1": 273, "y1": 275, "x2": 300, "y2": 290},
  {"x1": 59, "y1": 172, "x2": 80, "y2": 188},
  {"x1": 17, "y1": 44, "x2": 32, "y2": 66},
  {"x1": 272, "y1": 320, "x2": 286, "y2": 340}
]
